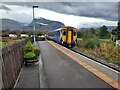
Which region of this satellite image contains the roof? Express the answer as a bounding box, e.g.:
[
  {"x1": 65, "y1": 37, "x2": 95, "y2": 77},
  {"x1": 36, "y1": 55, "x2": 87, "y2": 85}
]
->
[
  {"x1": 47, "y1": 26, "x2": 76, "y2": 33},
  {"x1": 54, "y1": 28, "x2": 62, "y2": 31}
]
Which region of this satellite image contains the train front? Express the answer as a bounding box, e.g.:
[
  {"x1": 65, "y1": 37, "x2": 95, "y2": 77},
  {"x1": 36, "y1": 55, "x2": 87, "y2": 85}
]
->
[{"x1": 62, "y1": 27, "x2": 77, "y2": 47}]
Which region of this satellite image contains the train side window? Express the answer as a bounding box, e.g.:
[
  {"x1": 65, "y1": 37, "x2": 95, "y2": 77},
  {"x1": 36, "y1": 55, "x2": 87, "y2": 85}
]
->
[
  {"x1": 63, "y1": 31, "x2": 66, "y2": 36},
  {"x1": 73, "y1": 31, "x2": 76, "y2": 36}
]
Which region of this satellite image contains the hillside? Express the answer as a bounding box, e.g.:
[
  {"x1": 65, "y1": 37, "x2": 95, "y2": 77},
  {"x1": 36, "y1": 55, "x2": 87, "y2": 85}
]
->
[
  {"x1": 1, "y1": 18, "x2": 65, "y2": 31},
  {"x1": 1, "y1": 18, "x2": 25, "y2": 30},
  {"x1": 24, "y1": 17, "x2": 65, "y2": 31}
]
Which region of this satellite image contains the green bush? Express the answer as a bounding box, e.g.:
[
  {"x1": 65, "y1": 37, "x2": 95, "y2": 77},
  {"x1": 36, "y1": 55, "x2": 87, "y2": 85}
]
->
[
  {"x1": 24, "y1": 52, "x2": 36, "y2": 59},
  {"x1": 83, "y1": 32, "x2": 100, "y2": 49},
  {"x1": 34, "y1": 48, "x2": 40, "y2": 56},
  {"x1": 24, "y1": 41, "x2": 34, "y2": 53}
]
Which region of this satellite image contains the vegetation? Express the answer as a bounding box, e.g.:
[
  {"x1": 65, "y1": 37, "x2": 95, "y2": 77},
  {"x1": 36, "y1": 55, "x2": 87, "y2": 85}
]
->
[
  {"x1": 112, "y1": 21, "x2": 120, "y2": 40},
  {"x1": 24, "y1": 41, "x2": 34, "y2": 53},
  {"x1": 99, "y1": 25, "x2": 108, "y2": 38},
  {"x1": 0, "y1": 38, "x2": 22, "y2": 48},
  {"x1": 82, "y1": 31, "x2": 100, "y2": 49},
  {"x1": 24, "y1": 52, "x2": 36, "y2": 59},
  {"x1": 75, "y1": 23, "x2": 120, "y2": 65},
  {"x1": 2, "y1": 29, "x2": 48, "y2": 38},
  {"x1": 34, "y1": 48, "x2": 40, "y2": 56},
  {"x1": 77, "y1": 25, "x2": 111, "y2": 39},
  {"x1": 75, "y1": 38, "x2": 120, "y2": 65},
  {"x1": 77, "y1": 31, "x2": 83, "y2": 38},
  {"x1": 24, "y1": 41, "x2": 40, "y2": 60},
  {"x1": 0, "y1": 41, "x2": 8, "y2": 48}
]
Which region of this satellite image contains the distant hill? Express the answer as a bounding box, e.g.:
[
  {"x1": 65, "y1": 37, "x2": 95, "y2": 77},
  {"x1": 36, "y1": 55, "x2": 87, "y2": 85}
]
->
[
  {"x1": 24, "y1": 17, "x2": 65, "y2": 31},
  {"x1": 1, "y1": 18, "x2": 65, "y2": 31},
  {"x1": 78, "y1": 26, "x2": 116, "y2": 32},
  {"x1": 106, "y1": 26, "x2": 116, "y2": 32},
  {"x1": 1, "y1": 18, "x2": 25, "y2": 30}
]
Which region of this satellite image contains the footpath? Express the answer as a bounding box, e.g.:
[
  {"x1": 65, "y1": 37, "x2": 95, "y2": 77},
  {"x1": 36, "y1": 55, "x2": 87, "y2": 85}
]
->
[
  {"x1": 15, "y1": 64, "x2": 39, "y2": 88},
  {"x1": 14, "y1": 42, "x2": 45, "y2": 88}
]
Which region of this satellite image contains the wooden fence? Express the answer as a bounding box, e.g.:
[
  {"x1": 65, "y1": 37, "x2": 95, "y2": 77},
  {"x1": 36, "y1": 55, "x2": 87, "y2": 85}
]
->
[{"x1": 1, "y1": 37, "x2": 33, "y2": 89}]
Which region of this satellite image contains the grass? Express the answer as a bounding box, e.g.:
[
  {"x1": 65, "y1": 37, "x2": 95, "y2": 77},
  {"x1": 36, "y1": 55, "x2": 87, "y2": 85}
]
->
[
  {"x1": 0, "y1": 38, "x2": 22, "y2": 48},
  {"x1": 74, "y1": 38, "x2": 120, "y2": 65},
  {"x1": 0, "y1": 41, "x2": 8, "y2": 48}
]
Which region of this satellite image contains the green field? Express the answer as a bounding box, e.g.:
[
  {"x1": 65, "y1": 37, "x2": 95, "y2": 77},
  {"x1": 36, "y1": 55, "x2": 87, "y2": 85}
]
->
[
  {"x1": 74, "y1": 38, "x2": 120, "y2": 65},
  {"x1": 0, "y1": 38, "x2": 22, "y2": 48},
  {"x1": 0, "y1": 42, "x2": 8, "y2": 48}
]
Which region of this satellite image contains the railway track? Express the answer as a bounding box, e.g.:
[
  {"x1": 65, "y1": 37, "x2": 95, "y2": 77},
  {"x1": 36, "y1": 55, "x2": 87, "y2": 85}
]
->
[{"x1": 70, "y1": 48, "x2": 120, "y2": 72}]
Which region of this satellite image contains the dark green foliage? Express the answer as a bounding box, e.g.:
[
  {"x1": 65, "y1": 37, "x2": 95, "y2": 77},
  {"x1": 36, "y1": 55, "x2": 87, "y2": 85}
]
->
[
  {"x1": 77, "y1": 31, "x2": 83, "y2": 38},
  {"x1": 24, "y1": 41, "x2": 34, "y2": 53},
  {"x1": 34, "y1": 48, "x2": 40, "y2": 56},
  {"x1": 99, "y1": 25, "x2": 108, "y2": 37},
  {"x1": 90, "y1": 28, "x2": 96, "y2": 34},
  {"x1": 83, "y1": 32, "x2": 100, "y2": 49},
  {"x1": 24, "y1": 41, "x2": 41, "y2": 60},
  {"x1": 117, "y1": 21, "x2": 120, "y2": 40},
  {"x1": 112, "y1": 29, "x2": 117, "y2": 35},
  {"x1": 24, "y1": 52, "x2": 36, "y2": 59},
  {"x1": 111, "y1": 21, "x2": 120, "y2": 40}
]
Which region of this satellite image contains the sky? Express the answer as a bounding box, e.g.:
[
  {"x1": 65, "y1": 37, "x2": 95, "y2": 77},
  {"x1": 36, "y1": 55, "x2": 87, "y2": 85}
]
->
[{"x1": 0, "y1": 0, "x2": 119, "y2": 28}]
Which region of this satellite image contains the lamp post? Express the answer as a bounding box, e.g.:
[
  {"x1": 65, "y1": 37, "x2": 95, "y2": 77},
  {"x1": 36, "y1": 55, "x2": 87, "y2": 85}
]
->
[{"x1": 33, "y1": 5, "x2": 39, "y2": 46}]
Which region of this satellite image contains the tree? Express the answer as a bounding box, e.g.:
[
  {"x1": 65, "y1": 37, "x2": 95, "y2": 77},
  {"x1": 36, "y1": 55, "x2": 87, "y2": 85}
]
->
[
  {"x1": 117, "y1": 21, "x2": 120, "y2": 40},
  {"x1": 99, "y1": 25, "x2": 108, "y2": 36},
  {"x1": 77, "y1": 31, "x2": 83, "y2": 38},
  {"x1": 111, "y1": 29, "x2": 117, "y2": 35},
  {"x1": 15, "y1": 30, "x2": 21, "y2": 38},
  {"x1": 82, "y1": 31, "x2": 100, "y2": 49},
  {"x1": 89, "y1": 28, "x2": 96, "y2": 35},
  {"x1": 27, "y1": 30, "x2": 34, "y2": 37},
  {"x1": 2, "y1": 29, "x2": 10, "y2": 37},
  {"x1": 112, "y1": 21, "x2": 120, "y2": 40}
]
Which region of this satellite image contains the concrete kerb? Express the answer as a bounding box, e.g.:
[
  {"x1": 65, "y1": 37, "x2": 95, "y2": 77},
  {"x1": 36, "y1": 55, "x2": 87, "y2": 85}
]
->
[{"x1": 13, "y1": 66, "x2": 23, "y2": 88}]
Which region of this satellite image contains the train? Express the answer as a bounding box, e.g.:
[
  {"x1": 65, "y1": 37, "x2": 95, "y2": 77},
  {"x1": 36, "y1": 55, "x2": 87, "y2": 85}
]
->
[{"x1": 46, "y1": 26, "x2": 77, "y2": 47}]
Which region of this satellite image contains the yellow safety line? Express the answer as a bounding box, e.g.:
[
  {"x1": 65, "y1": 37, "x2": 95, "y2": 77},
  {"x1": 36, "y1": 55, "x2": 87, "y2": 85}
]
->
[{"x1": 48, "y1": 41, "x2": 120, "y2": 90}]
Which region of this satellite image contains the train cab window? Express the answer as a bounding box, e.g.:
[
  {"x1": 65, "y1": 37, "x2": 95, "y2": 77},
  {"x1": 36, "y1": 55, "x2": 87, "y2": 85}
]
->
[
  {"x1": 68, "y1": 27, "x2": 72, "y2": 30},
  {"x1": 73, "y1": 31, "x2": 76, "y2": 36},
  {"x1": 63, "y1": 31, "x2": 66, "y2": 36}
]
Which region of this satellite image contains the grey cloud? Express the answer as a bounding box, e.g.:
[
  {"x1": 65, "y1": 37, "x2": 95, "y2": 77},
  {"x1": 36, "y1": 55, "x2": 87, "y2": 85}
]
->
[
  {"x1": 59, "y1": 2, "x2": 118, "y2": 21},
  {"x1": 2, "y1": 2, "x2": 118, "y2": 21},
  {"x1": 2, "y1": 0, "x2": 120, "y2": 2},
  {"x1": 0, "y1": 4, "x2": 11, "y2": 11}
]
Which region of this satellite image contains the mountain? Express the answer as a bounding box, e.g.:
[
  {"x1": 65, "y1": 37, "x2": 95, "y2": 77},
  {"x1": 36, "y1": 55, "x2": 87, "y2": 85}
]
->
[
  {"x1": 106, "y1": 26, "x2": 116, "y2": 32},
  {"x1": 78, "y1": 26, "x2": 116, "y2": 32},
  {"x1": 24, "y1": 17, "x2": 65, "y2": 31},
  {"x1": 1, "y1": 18, "x2": 65, "y2": 31},
  {"x1": 1, "y1": 18, "x2": 25, "y2": 30}
]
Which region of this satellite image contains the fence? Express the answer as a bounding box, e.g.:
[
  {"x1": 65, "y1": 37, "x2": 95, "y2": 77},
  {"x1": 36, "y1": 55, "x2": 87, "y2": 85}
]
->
[{"x1": 1, "y1": 37, "x2": 33, "y2": 89}]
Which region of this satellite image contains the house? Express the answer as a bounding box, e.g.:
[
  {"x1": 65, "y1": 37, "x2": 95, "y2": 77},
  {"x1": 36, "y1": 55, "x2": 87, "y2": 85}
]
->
[
  {"x1": 30, "y1": 35, "x2": 34, "y2": 37},
  {"x1": 9, "y1": 34, "x2": 17, "y2": 37},
  {"x1": 21, "y1": 34, "x2": 28, "y2": 37},
  {"x1": 116, "y1": 40, "x2": 120, "y2": 47}
]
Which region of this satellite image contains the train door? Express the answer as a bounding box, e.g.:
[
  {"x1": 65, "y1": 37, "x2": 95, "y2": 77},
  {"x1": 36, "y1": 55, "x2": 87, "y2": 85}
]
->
[
  {"x1": 62, "y1": 29, "x2": 67, "y2": 42},
  {"x1": 67, "y1": 28, "x2": 73, "y2": 44},
  {"x1": 73, "y1": 28, "x2": 77, "y2": 42}
]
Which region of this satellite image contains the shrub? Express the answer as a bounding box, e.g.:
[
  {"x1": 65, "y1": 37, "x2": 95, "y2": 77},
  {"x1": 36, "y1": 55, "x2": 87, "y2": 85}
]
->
[
  {"x1": 34, "y1": 48, "x2": 40, "y2": 56},
  {"x1": 24, "y1": 52, "x2": 36, "y2": 59},
  {"x1": 24, "y1": 41, "x2": 34, "y2": 53},
  {"x1": 83, "y1": 32, "x2": 100, "y2": 49}
]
